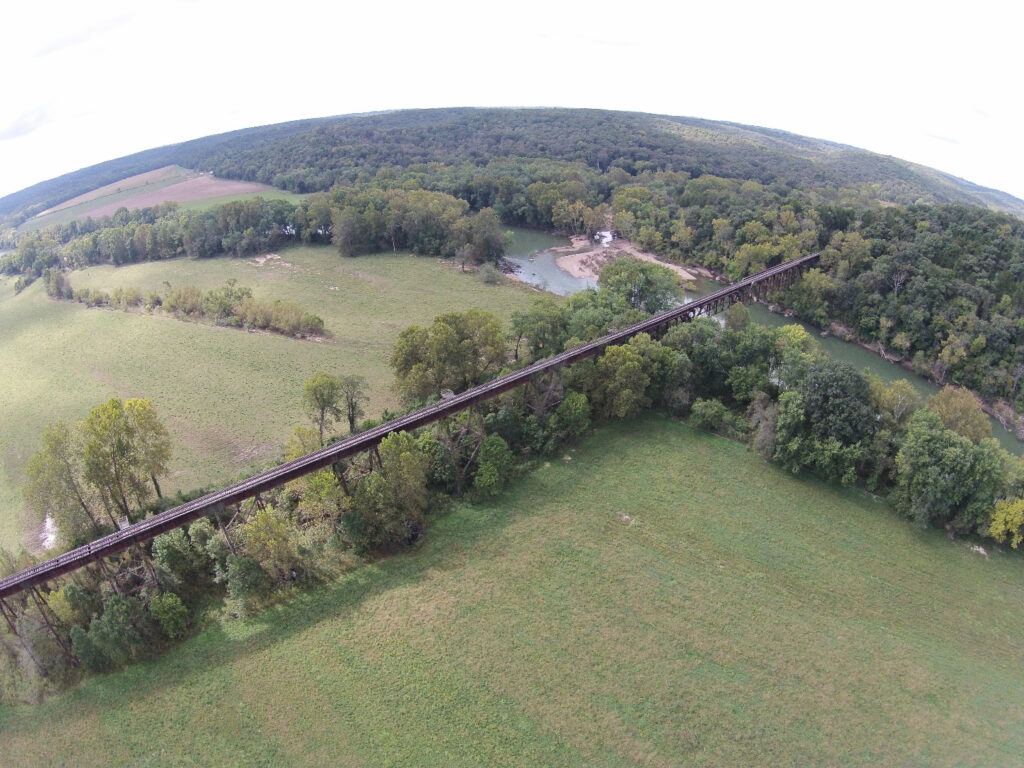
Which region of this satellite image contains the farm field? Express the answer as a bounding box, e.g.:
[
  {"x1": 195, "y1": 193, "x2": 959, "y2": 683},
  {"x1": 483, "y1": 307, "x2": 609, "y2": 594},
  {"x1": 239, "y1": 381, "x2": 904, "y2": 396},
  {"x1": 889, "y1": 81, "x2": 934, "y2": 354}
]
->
[
  {"x1": 0, "y1": 244, "x2": 542, "y2": 550},
  {"x1": 20, "y1": 165, "x2": 297, "y2": 232},
  {"x1": 2, "y1": 417, "x2": 1022, "y2": 766}
]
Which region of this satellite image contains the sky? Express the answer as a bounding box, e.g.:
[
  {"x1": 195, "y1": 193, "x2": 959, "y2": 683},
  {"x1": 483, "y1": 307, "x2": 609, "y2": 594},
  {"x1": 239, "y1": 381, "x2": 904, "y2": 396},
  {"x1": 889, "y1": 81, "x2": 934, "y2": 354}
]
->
[{"x1": 2, "y1": 0, "x2": 1022, "y2": 201}]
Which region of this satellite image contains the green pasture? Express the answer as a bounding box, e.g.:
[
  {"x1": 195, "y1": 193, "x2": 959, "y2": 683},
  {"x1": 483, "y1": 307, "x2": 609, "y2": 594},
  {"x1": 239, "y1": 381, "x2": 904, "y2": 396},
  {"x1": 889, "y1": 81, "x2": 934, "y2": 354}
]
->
[
  {"x1": 0, "y1": 246, "x2": 540, "y2": 549},
  {"x1": 2, "y1": 417, "x2": 1022, "y2": 766},
  {"x1": 174, "y1": 189, "x2": 306, "y2": 212}
]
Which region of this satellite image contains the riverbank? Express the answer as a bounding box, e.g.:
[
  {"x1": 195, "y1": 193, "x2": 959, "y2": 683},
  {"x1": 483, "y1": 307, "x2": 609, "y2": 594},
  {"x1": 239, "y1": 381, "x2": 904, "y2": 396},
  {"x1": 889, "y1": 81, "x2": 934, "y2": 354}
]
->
[{"x1": 552, "y1": 235, "x2": 700, "y2": 284}]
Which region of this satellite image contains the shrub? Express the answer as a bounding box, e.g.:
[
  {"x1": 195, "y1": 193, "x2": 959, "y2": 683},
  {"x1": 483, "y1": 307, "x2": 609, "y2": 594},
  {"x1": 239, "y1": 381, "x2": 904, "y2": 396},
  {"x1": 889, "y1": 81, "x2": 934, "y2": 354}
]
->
[
  {"x1": 165, "y1": 285, "x2": 203, "y2": 316},
  {"x1": 473, "y1": 435, "x2": 514, "y2": 498},
  {"x1": 226, "y1": 555, "x2": 274, "y2": 616},
  {"x1": 690, "y1": 398, "x2": 749, "y2": 439},
  {"x1": 301, "y1": 313, "x2": 325, "y2": 336},
  {"x1": 478, "y1": 263, "x2": 503, "y2": 284},
  {"x1": 149, "y1": 592, "x2": 189, "y2": 640}
]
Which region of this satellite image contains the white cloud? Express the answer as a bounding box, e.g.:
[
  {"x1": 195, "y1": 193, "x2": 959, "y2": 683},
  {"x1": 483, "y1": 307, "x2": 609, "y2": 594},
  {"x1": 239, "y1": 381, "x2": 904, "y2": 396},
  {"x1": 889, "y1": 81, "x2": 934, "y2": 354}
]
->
[{"x1": 1, "y1": 0, "x2": 1021, "y2": 200}]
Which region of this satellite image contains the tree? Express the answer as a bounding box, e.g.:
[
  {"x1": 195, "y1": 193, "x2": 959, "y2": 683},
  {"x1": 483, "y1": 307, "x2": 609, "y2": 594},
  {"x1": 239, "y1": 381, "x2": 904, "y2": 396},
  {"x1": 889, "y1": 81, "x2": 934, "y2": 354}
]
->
[
  {"x1": 339, "y1": 375, "x2": 369, "y2": 433},
  {"x1": 869, "y1": 377, "x2": 921, "y2": 428},
  {"x1": 472, "y1": 435, "x2": 514, "y2": 498},
  {"x1": 390, "y1": 309, "x2": 506, "y2": 403},
  {"x1": 225, "y1": 554, "x2": 273, "y2": 616},
  {"x1": 785, "y1": 268, "x2": 835, "y2": 327},
  {"x1": 989, "y1": 498, "x2": 1024, "y2": 548},
  {"x1": 469, "y1": 207, "x2": 509, "y2": 263},
  {"x1": 72, "y1": 594, "x2": 148, "y2": 671},
  {"x1": 149, "y1": 592, "x2": 189, "y2": 640},
  {"x1": 510, "y1": 297, "x2": 569, "y2": 362},
  {"x1": 797, "y1": 360, "x2": 875, "y2": 446},
  {"x1": 303, "y1": 372, "x2": 343, "y2": 446},
  {"x1": 893, "y1": 410, "x2": 1009, "y2": 532},
  {"x1": 597, "y1": 257, "x2": 681, "y2": 314},
  {"x1": 547, "y1": 391, "x2": 592, "y2": 448},
  {"x1": 80, "y1": 398, "x2": 171, "y2": 524},
  {"x1": 593, "y1": 344, "x2": 650, "y2": 420},
  {"x1": 926, "y1": 386, "x2": 991, "y2": 443},
  {"x1": 25, "y1": 421, "x2": 103, "y2": 547},
  {"x1": 344, "y1": 432, "x2": 430, "y2": 553},
  {"x1": 238, "y1": 507, "x2": 300, "y2": 580}
]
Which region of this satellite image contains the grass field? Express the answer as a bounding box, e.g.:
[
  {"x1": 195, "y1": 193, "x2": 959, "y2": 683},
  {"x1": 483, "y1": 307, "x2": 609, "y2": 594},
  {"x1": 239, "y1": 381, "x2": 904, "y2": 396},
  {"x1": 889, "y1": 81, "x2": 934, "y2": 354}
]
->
[
  {"x1": 1, "y1": 417, "x2": 1022, "y2": 766},
  {"x1": 0, "y1": 244, "x2": 545, "y2": 550}
]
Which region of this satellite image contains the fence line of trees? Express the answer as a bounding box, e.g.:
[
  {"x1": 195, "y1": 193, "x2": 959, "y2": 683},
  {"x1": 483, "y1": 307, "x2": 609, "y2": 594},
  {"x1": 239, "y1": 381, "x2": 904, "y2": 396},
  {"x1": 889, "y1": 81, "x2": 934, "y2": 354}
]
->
[{"x1": 42, "y1": 273, "x2": 324, "y2": 338}]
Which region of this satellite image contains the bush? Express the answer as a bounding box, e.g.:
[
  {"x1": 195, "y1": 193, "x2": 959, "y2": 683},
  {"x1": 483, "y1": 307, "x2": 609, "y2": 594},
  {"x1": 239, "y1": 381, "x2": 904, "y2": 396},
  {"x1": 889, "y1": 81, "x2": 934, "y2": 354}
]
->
[
  {"x1": 115, "y1": 285, "x2": 142, "y2": 310},
  {"x1": 473, "y1": 435, "x2": 514, "y2": 497},
  {"x1": 226, "y1": 555, "x2": 273, "y2": 616},
  {"x1": 478, "y1": 264, "x2": 503, "y2": 284},
  {"x1": 301, "y1": 313, "x2": 325, "y2": 336},
  {"x1": 13, "y1": 275, "x2": 36, "y2": 293},
  {"x1": 690, "y1": 398, "x2": 749, "y2": 439},
  {"x1": 149, "y1": 592, "x2": 189, "y2": 640},
  {"x1": 165, "y1": 285, "x2": 203, "y2": 316},
  {"x1": 85, "y1": 290, "x2": 110, "y2": 308},
  {"x1": 71, "y1": 594, "x2": 149, "y2": 672}
]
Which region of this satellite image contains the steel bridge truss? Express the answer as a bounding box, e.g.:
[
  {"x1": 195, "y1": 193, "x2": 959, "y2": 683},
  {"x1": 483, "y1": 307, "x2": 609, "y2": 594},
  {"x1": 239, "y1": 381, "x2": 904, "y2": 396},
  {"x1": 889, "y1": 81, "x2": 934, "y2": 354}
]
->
[{"x1": 0, "y1": 252, "x2": 819, "y2": 601}]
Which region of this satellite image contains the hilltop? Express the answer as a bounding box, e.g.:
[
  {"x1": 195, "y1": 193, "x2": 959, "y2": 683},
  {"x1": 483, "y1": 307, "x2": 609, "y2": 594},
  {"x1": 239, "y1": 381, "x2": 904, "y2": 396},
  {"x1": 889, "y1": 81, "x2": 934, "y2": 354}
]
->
[{"x1": 2, "y1": 108, "x2": 1022, "y2": 228}]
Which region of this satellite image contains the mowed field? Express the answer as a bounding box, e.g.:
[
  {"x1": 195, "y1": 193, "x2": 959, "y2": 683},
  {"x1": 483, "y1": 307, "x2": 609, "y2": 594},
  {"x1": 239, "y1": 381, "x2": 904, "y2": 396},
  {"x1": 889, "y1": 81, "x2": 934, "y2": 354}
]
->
[
  {"x1": 2, "y1": 418, "x2": 1022, "y2": 766},
  {"x1": 21, "y1": 165, "x2": 301, "y2": 232},
  {"x1": 0, "y1": 242, "x2": 549, "y2": 549}
]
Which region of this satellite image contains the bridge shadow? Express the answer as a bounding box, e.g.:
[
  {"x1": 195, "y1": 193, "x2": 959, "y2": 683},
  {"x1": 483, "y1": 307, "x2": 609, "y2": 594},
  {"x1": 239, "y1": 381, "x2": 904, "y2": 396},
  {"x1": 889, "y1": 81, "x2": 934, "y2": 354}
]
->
[{"x1": 35, "y1": 494, "x2": 525, "y2": 712}]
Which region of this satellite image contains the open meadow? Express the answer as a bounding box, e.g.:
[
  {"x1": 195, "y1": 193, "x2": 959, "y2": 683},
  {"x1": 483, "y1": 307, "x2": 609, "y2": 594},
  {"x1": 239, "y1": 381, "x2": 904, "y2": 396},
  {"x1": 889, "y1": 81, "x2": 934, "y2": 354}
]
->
[
  {"x1": 0, "y1": 245, "x2": 542, "y2": 549},
  {"x1": 1, "y1": 417, "x2": 1022, "y2": 766}
]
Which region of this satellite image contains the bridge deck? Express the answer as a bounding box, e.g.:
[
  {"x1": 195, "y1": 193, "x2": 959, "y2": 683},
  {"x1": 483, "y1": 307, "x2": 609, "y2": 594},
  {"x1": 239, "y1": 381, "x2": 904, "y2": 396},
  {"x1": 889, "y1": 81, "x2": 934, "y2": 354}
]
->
[{"x1": 0, "y1": 252, "x2": 818, "y2": 598}]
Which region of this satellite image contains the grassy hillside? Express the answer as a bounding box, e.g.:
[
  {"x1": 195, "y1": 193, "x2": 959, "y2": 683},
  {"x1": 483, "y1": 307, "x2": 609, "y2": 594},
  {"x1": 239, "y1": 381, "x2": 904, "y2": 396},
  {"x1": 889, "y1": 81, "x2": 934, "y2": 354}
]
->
[
  {"x1": 2, "y1": 417, "x2": 1021, "y2": 766},
  {"x1": 0, "y1": 243, "x2": 546, "y2": 550},
  {"x1": 19, "y1": 166, "x2": 300, "y2": 233}
]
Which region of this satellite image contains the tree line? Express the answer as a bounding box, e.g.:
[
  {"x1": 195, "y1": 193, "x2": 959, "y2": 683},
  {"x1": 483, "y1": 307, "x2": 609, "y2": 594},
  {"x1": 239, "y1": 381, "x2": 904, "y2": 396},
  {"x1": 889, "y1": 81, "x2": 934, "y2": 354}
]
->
[
  {"x1": 4, "y1": 257, "x2": 1023, "y2": 702},
  {"x1": 43, "y1": 272, "x2": 325, "y2": 339},
  {"x1": 8, "y1": 146, "x2": 1024, "y2": 439}
]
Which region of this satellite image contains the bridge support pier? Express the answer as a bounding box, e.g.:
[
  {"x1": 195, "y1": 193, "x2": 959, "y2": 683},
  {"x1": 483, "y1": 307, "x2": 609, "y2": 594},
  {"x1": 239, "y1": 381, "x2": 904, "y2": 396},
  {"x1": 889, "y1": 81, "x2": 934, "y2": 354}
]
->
[
  {"x1": 29, "y1": 587, "x2": 77, "y2": 665},
  {"x1": 0, "y1": 595, "x2": 46, "y2": 674},
  {"x1": 211, "y1": 503, "x2": 237, "y2": 556}
]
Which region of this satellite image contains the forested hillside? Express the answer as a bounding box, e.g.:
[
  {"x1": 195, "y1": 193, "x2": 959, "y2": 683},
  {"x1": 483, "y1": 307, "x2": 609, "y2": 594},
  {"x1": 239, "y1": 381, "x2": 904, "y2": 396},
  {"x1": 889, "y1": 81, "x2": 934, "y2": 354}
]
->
[
  {"x1": 3, "y1": 108, "x2": 1022, "y2": 228},
  {"x1": 6, "y1": 107, "x2": 1024, "y2": 432}
]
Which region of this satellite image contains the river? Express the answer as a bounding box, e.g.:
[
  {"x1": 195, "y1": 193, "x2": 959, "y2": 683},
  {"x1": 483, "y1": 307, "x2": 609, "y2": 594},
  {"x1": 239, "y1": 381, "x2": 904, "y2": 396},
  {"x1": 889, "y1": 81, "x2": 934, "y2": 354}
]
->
[
  {"x1": 504, "y1": 229, "x2": 594, "y2": 295},
  {"x1": 504, "y1": 228, "x2": 1024, "y2": 456}
]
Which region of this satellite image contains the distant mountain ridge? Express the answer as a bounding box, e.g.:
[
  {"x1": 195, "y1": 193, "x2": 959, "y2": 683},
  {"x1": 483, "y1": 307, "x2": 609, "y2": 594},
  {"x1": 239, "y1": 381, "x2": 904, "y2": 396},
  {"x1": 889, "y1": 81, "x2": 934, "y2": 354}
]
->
[{"x1": 3, "y1": 107, "x2": 1022, "y2": 226}]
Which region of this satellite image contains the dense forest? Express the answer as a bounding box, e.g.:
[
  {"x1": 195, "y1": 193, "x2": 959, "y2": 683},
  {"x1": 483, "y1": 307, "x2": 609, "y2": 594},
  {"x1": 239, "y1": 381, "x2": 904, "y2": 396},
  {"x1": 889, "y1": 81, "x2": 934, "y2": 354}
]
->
[{"x1": 3, "y1": 108, "x2": 1022, "y2": 229}]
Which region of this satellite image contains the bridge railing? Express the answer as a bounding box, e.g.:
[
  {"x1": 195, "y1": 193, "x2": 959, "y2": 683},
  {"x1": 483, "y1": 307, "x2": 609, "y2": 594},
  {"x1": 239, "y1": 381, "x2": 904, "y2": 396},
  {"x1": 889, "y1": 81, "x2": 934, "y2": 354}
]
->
[{"x1": 0, "y1": 252, "x2": 819, "y2": 598}]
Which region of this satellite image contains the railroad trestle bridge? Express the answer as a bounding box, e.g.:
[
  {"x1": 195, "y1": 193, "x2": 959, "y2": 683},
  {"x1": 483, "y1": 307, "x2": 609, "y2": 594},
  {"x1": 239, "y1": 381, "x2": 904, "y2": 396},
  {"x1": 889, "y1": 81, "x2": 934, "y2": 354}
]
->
[{"x1": 0, "y1": 252, "x2": 819, "y2": 631}]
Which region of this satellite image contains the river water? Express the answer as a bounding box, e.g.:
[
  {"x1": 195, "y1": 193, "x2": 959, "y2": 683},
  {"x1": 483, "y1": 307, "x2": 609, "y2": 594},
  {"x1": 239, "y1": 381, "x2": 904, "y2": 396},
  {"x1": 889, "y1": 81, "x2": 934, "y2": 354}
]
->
[
  {"x1": 505, "y1": 229, "x2": 1024, "y2": 456},
  {"x1": 504, "y1": 229, "x2": 594, "y2": 295}
]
